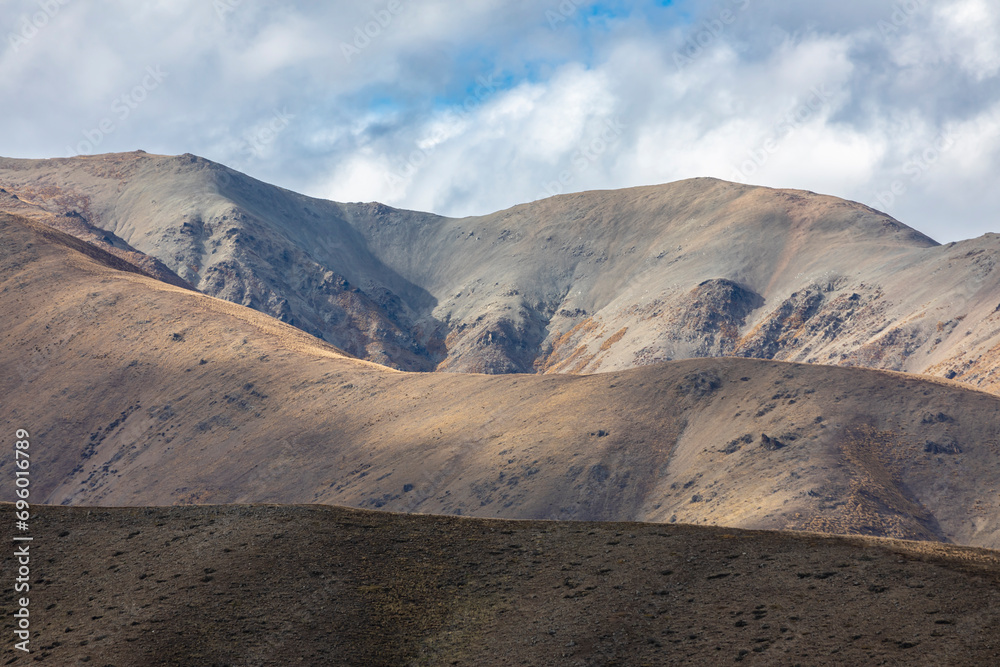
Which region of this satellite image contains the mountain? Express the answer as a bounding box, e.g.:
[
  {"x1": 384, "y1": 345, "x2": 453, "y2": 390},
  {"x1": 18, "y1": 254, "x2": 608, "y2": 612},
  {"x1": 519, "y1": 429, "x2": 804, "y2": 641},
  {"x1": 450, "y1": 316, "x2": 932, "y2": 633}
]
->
[
  {"x1": 4, "y1": 503, "x2": 1000, "y2": 666},
  {"x1": 2, "y1": 152, "x2": 999, "y2": 391},
  {"x1": 4, "y1": 210, "x2": 1000, "y2": 548}
]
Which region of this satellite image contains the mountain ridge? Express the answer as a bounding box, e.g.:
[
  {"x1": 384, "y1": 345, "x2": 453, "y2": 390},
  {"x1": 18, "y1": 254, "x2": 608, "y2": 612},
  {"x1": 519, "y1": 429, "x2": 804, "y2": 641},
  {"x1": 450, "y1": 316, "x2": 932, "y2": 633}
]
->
[{"x1": 7, "y1": 151, "x2": 996, "y2": 389}]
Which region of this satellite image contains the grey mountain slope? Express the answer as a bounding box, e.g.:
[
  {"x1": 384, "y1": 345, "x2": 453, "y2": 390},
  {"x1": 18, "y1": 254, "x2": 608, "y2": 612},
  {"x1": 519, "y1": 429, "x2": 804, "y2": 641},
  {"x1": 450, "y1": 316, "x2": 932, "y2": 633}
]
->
[
  {"x1": 0, "y1": 183, "x2": 193, "y2": 289},
  {"x1": 2, "y1": 151, "x2": 1000, "y2": 391}
]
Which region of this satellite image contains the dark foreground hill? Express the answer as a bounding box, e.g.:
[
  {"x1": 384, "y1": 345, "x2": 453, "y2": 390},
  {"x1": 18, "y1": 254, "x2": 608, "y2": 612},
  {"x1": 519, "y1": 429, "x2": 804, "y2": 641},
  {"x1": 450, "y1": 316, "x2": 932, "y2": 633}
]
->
[
  {"x1": 2, "y1": 503, "x2": 999, "y2": 666},
  {"x1": 4, "y1": 211, "x2": 1000, "y2": 549}
]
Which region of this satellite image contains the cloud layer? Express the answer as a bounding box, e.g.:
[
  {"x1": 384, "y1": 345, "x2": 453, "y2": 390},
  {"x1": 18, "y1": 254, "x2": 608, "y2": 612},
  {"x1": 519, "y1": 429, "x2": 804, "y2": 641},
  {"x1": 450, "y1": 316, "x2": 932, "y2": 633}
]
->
[{"x1": 3, "y1": 0, "x2": 999, "y2": 241}]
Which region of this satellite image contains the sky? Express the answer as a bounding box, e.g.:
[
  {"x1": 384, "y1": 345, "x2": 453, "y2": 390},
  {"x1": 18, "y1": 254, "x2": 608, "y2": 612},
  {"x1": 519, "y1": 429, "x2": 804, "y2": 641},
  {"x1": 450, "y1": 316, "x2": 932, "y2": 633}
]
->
[{"x1": 3, "y1": 0, "x2": 1000, "y2": 242}]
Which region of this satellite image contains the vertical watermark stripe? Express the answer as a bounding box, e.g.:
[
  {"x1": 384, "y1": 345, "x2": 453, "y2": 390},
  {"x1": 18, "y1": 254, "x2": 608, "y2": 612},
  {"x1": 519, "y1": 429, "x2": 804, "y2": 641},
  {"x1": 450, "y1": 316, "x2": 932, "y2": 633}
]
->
[{"x1": 12, "y1": 428, "x2": 32, "y2": 653}]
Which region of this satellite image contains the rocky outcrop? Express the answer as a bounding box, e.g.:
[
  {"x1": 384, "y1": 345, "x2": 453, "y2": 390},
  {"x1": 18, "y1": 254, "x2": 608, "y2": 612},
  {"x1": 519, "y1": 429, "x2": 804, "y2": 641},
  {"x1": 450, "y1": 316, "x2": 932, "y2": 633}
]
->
[{"x1": 675, "y1": 279, "x2": 765, "y2": 355}]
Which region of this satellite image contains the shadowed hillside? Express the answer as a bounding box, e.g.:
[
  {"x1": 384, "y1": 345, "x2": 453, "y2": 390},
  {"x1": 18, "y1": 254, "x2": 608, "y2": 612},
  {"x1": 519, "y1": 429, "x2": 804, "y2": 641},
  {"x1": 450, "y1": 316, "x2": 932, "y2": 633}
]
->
[{"x1": 2, "y1": 503, "x2": 999, "y2": 666}]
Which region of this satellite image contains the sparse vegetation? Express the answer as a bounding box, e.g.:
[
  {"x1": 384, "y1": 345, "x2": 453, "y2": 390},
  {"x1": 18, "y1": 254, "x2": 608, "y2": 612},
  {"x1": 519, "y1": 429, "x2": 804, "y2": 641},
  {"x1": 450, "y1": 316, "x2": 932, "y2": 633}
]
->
[{"x1": 2, "y1": 503, "x2": 999, "y2": 666}]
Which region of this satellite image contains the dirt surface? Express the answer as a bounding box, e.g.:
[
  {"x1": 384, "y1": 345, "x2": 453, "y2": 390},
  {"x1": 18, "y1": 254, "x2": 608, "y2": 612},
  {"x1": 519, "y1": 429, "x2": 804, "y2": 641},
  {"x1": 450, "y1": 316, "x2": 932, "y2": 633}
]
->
[
  {"x1": 1, "y1": 503, "x2": 999, "y2": 666},
  {"x1": 3, "y1": 212, "x2": 1000, "y2": 549}
]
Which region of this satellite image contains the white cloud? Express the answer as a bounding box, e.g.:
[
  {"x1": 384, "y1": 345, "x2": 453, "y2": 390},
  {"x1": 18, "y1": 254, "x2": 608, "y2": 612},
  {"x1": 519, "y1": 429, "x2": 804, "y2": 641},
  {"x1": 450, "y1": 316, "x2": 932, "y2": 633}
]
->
[{"x1": 936, "y1": 0, "x2": 1000, "y2": 81}]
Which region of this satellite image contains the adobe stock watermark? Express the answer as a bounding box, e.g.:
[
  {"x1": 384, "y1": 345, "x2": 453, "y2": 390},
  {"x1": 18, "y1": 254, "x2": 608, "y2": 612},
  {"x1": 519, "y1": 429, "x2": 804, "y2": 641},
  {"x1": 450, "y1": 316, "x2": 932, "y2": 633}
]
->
[
  {"x1": 65, "y1": 66, "x2": 168, "y2": 157},
  {"x1": 12, "y1": 429, "x2": 33, "y2": 654},
  {"x1": 877, "y1": 0, "x2": 927, "y2": 40},
  {"x1": 6, "y1": 0, "x2": 72, "y2": 53},
  {"x1": 384, "y1": 74, "x2": 499, "y2": 189},
  {"x1": 213, "y1": 0, "x2": 243, "y2": 21},
  {"x1": 674, "y1": 0, "x2": 751, "y2": 70},
  {"x1": 729, "y1": 85, "x2": 832, "y2": 184},
  {"x1": 545, "y1": 0, "x2": 588, "y2": 30},
  {"x1": 238, "y1": 108, "x2": 294, "y2": 162},
  {"x1": 871, "y1": 129, "x2": 957, "y2": 212},
  {"x1": 537, "y1": 117, "x2": 626, "y2": 199},
  {"x1": 340, "y1": 0, "x2": 406, "y2": 63}
]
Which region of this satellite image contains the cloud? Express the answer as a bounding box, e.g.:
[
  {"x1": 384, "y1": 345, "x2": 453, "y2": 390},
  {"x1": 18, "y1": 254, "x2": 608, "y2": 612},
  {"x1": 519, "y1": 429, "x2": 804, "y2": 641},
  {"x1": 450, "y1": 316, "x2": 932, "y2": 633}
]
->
[
  {"x1": 1, "y1": 0, "x2": 999, "y2": 241},
  {"x1": 935, "y1": 0, "x2": 1000, "y2": 81}
]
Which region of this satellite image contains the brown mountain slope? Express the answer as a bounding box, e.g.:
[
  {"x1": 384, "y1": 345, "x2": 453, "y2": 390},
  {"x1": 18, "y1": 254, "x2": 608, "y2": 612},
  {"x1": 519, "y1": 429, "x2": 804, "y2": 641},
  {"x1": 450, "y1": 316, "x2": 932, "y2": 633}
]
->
[
  {"x1": 2, "y1": 152, "x2": 1000, "y2": 392},
  {"x1": 3, "y1": 503, "x2": 1000, "y2": 666},
  {"x1": 3, "y1": 211, "x2": 1000, "y2": 547}
]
